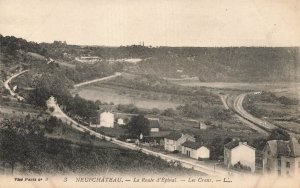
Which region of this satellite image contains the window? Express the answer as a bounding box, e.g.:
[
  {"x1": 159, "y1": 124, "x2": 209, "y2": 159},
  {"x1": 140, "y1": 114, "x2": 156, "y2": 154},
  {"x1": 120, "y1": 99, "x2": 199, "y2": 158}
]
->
[
  {"x1": 186, "y1": 150, "x2": 190, "y2": 157},
  {"x1": 278, "y1": 170, "x2": 281, "y2": 176},
  {"x1": 278, "y1": 160, "x2": 281, "y2": 167},
  {"x1": 286, "y1": 162, "x2": 290, "y2": 168}
]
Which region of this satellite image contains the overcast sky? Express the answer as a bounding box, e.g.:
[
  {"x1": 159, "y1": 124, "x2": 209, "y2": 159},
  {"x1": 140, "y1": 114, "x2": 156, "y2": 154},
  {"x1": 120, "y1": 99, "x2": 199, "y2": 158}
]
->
[{"x1": 0, "y1": 0, "x2": 299, "y2": 46}]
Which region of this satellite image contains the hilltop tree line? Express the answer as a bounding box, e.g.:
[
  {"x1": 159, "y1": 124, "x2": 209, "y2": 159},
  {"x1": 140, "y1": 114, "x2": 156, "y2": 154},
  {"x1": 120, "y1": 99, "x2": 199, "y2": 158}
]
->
[
  {"x1": 0, "y1": 35, "x2": 48, "y2": 57},
  {"x1": 2, "y1": 34, "x2": 299, "y2": 82},
  {"x1": 138, "y1": 47, "x2": 300, "y2": 82}
]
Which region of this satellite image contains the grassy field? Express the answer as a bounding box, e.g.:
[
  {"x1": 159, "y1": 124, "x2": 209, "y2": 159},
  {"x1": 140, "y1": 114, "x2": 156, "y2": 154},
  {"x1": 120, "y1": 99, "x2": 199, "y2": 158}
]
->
[
  {"x1": 0, "y1": 100, "x2": 48, "y2": 121},
  {"x1": 46, "y1": 120, "x2": 121, "y2": 148},
  {"x1": 174, "y1": 81, "x2": 300, "y2": 92},
  {"x1": 77, "y1": 85, "x2": 181, "y2": 110},
  {"x1": 243, "y1": 92, "x2": 300, "y2": 133}
]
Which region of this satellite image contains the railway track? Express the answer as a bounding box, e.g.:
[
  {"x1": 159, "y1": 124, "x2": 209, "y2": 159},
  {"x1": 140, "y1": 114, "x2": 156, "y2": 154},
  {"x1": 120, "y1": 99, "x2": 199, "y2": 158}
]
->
[{"x1": 227, "y1": 93, "x2": 299, "y2": 136}]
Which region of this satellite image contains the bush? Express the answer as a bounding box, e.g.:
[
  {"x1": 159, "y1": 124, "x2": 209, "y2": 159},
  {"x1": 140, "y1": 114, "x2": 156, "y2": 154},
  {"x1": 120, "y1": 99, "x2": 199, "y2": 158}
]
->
[
  {"x1": 49, "y1": 107, "x2": 55, "y2": 112},
  {"x1": 278, "y1": 96, "x2": 299, "y2": 106},
  {"x1": 233, "y1": 162, "x2": 251, "y2": 171},
  {"x1": 161, "y1": 108, "x2": 177, "y2": 117}
]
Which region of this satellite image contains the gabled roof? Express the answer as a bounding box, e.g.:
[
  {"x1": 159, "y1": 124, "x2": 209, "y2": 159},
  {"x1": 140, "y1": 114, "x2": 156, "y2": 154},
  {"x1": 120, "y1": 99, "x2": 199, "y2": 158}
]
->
[
  {"x1": 182, "y1": 141, "x2": 207, "y2": 150},
  {"x1": 165, "y1": 131, "x2": 194, "y2": 141},
  {"x1": 266, "y1": 138, "x2": 300, "y2": 158},
  {"x1": 148, "y1": 119, "x2": 160, "y2": 128},
  {"x1": 165, "y1": 132, "x2": 182, "y2": 141},
  {"x1": 147, "y1": 131, "x2": 171, "y2": 138},
  {"x1": 224, "y1": 141, "x2": 239, "y2": 149},
  {"x1": 101, "y1": 111, "x2": 113, "y2": 115},
  {"x1": 224, "y1": 141, "x2": 255, "y2": 150}
]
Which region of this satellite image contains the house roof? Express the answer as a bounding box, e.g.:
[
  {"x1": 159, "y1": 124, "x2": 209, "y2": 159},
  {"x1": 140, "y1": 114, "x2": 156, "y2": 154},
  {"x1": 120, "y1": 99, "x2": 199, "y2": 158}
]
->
[
  {"x1": 224, "y1": 141, "x2": 255, "y2": 150},
  {"x1": 147, "y1": 131, "x2": 171, "y2": 138},
  {"x1": 182, "y1": 141, "x2": 207, "y2": 150},
  {"x1": 224, "y1": 141, "x2": 239, "y2": 149},
  {"x1": 266, "y1": 138, "x2": 300, "y2": 158},
  {"x1": 165, "y1": 132, "x2": 183, "y2": 141},
  {"x1": 148, "y1": 119, "x2": 160, "y2": 128},
  {"x1": 165, "y1": 131, "x2": 194, "y2": 141}
]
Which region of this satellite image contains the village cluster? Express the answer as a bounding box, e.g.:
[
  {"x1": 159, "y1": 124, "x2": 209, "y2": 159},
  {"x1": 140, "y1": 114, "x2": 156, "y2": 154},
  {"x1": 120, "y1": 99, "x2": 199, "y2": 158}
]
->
[{"x1": 92, "y1": 111, "x2": 300, "y2": 176}]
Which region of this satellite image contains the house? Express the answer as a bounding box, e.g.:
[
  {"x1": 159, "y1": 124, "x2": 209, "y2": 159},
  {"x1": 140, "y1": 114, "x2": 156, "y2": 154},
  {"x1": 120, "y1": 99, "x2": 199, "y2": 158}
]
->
[
  {"x1": 117, "y1": 118, "x2": 125, "y2": 125},
  {"x1": 144, "y1": 131, "x2": 171, "y2": 146},
  {"x1": 263, "y1": 137, "x2": 300, "y2": 176},
  {"x1": 100, "y1": 111, "x2": 114, "y2": 128},
  {"x1": 199, "y1": 122, "x2": 207, "y2": 130},
  {"x1": 224, "y1": 141, "x2": 256, "y2": 172},
  {"x1": 164, "y1": 132, "x2": 195, "y2": 152},
  {"x1": 75, "y1": 56, "x2": 102, "y2": 64},
  {"x1": 181, "y1": 141, "x2": 210, "y2": 160},
  {"x1": 148, "y1": 118, "x2": 160, "y2": 132}
]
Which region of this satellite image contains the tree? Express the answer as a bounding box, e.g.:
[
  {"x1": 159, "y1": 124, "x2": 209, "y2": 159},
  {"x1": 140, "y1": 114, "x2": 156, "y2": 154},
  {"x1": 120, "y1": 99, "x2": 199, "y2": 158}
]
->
[
  {"x1": 151, "y1": 108, "x2": 161, "y2": 115},
  {"x1": 209, "y1": 137, "x2": 224, "y2": 160},
  {"x1": 126, "y1": 115, "x2": 150, "y2": 138},
  {"x1": 161, "y1": 108, "x2": 177, "y2": 117},
  {"x1": 45, "y1": 116, "x2": 60, "y2": 133},
  {"x1": 268, "y1": 129, "x2": 290, "y2": 141}
]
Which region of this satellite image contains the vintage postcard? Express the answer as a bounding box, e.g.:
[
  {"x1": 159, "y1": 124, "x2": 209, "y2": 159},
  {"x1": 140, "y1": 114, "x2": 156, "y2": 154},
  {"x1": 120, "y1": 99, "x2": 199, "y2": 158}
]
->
[{"x1": 0, "y1": 0, "x2": 299, "y2": 187}]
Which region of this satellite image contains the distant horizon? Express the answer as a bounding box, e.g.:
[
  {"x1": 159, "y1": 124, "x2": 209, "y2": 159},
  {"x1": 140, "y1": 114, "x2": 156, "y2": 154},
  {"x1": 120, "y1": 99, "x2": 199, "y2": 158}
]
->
[
  {"x1": 1, "y1": 0, "x2": 299, "y2": 47},
  {"x1": 2, "y1": 33, "x2": 300, "y2": 48}
]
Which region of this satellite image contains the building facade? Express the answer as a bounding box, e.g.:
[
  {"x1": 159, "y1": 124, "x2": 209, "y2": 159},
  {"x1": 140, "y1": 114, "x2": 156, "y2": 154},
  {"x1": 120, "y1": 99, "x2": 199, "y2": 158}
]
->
[
  {"x1": 263, "y1": 138, "x2": 300, "y2": 177},
  {"x1": 100, "y1": 111, "x2": 114, "y2": 128},
  {"x1": 181, "y1": 141, "x2": 210, "y2": 160},
  {"x1": 164, "y1": 132, "x2": 195, "y2": 152},
  {"x1": 224, "y1": 141, "x2": 256, "y2": 172}
]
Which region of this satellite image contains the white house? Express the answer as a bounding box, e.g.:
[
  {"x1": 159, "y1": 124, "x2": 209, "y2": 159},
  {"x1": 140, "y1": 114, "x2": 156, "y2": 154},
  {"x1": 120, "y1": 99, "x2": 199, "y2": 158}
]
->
[
  {"x1": 181, "y1": 141, "x2": 210, "y2": 160},
  {"x1": 100, "y1": 111, "x2": 114, "y2": 128},
  {"x1": 199, "y1": 122, "x2": 208, "y2": 130},
  {"x1": 117, "y1": 118, "x2": 125, "y2": 125},
  {"x1": 224, "y1": 141, "x2": 256, "y2": 172},
  {"x1": 46, "y1": 96, "x2": 57, "y2": 108},
  {"x1": 147, "y1": 117, "x2": 160, "y2": 132},
  {"x1": 263, "y1": 137, "x2": 300, "y2": 177},
  {"x1": 75, "y1": 56, "x2": 102, "y2": 64},
  {"x1": 164, "y1": 132, "x2": 195, "y2": 152}
]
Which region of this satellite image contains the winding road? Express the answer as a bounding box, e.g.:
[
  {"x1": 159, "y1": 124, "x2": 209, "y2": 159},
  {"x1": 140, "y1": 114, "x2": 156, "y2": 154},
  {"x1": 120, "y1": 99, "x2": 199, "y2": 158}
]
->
[
  {"x1": 74, "y1": 72, "x2": 122, "y2": 87},
  {"x1": 47, "y1": 97, "x2": 236, "y2": 177},
  {"x1": 3, "y1": 70, "x2": 29, "y2": 101}
]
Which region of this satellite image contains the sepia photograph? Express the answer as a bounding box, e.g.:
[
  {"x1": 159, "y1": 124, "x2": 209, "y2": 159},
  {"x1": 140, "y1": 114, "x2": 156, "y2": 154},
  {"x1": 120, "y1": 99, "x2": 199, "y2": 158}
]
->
[{"x1": 0, "y1": 0, "x2": 299, "y2": 187}]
